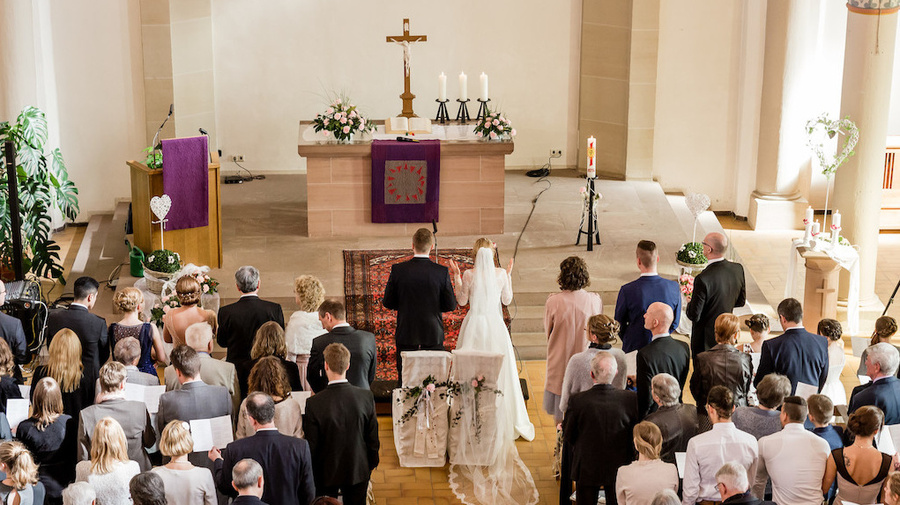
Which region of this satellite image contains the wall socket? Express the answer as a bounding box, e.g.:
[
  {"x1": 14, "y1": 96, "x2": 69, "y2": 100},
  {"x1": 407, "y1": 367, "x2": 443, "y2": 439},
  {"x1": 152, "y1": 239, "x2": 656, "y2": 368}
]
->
[
  {"x1": 550, "y1": 150, "x2": 563, "y2": 157},
  {"x1": 231, "y1": 154, "x2": 244, "y2": 163}
]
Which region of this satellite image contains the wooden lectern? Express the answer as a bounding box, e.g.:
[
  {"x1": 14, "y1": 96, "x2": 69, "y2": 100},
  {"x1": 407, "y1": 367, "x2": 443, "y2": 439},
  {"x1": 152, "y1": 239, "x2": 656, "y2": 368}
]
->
[{"x1": 127, "y1": 154, "x2": 222, "y2": 268}]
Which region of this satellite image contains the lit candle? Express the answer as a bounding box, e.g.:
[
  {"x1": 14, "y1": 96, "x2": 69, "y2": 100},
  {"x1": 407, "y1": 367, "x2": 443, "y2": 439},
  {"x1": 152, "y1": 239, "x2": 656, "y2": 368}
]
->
[
  {"x1": 480, "y1": 72, "x2": 489, "y2": 101},
  {"x1": 459, "y1": 72, "x2": 468, "y2": 101},
  {"x1": 805, "y1": 206, "x2": 814, "y2": 224},
  {"x1": 438, "y1": 73, "x2": 447, "y2": 101},
  {"x1": 833, "y1": 210, "x2": 841, "y2": 228},
  {"x1": 587, "y1": 136, "x2": 596, "y2": 179}
]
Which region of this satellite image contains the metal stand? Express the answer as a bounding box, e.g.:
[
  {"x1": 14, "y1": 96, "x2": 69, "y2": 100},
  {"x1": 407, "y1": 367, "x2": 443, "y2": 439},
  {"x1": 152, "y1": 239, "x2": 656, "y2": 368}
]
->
[
  {"x1": 455, "y1": 99, "x2": 471, "y2": 124},
  {"x1": 476, "y1": 98, "x2": 491, "y2": 120},
  {"x1": 4, "y1": 141, "x2": 24, "y2": 280},
  {"x1": 575, "y1": 178, "x2": 601, "y2": 250},
  {"x1": 884, "y1": 277, "x2": 900, "y2": 316},
  {"x1": 435, "y1": 99, "x2": 450, "y2": 123}
]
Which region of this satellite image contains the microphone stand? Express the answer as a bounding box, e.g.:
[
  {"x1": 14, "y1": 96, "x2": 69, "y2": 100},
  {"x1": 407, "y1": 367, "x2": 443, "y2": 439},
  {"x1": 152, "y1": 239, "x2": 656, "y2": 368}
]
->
[
  {"x1": 151, "y1": 104, "x2": 174, "y2": 159},
  {"x1": 432, "y1": 220, "x2": 438, "y2": 262}
]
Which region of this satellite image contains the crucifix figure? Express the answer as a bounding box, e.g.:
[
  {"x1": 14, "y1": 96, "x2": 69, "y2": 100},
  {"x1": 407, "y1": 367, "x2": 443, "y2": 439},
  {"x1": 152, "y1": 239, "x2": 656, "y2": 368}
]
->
[{"x1": 386, "y1": 18, "x2": 427, "y2": 118}]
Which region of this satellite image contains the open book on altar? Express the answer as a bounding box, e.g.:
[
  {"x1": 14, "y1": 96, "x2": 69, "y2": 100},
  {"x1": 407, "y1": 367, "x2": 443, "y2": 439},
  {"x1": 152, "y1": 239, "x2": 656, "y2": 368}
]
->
[{"x1": 386, "y1": 116, "x2": 432, "y2": 134}]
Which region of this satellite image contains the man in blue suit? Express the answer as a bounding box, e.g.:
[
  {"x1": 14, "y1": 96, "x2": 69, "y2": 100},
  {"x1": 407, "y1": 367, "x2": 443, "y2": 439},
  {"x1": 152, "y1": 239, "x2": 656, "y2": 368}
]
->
[
  {"x1": 849, "y1": 342, "x2": 900, "y2": 424},
  {"x1": 754, "y1": 298, "x2": 828, "y2": 395},
  {"x1": 614, "y1": 240, "x2": 682, "y2": 353}
]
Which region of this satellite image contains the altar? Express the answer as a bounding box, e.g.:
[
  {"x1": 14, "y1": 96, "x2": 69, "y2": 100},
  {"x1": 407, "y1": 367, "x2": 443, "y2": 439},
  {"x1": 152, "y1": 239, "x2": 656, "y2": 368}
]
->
[{"x1": 297, "y1": 121, "x2": 514, "y2": 238}]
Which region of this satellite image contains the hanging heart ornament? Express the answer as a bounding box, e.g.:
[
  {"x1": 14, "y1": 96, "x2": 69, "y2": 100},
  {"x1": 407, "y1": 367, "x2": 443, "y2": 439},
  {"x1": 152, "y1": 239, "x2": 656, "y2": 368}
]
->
[
  {"x1": 686, "y1": 193, "x2": 711, "y2": 219},
  {"x1": 806, "y1": 114, "x2": 859, "y2": 177},
  {"x1": 150, "y1": 194, "x2": 171, "y2": 221}
]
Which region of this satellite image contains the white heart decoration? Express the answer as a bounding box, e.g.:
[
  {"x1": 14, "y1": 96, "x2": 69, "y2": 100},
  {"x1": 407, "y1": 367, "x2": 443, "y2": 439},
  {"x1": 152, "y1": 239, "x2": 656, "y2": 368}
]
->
[
  {"x1": 150, "y1": 195, "x2": 171, "y2": 221},
  {"x1": 686, "y1": 193, "x2": 711, "y2": 219},
  {"x1": 806, "y1": 114, "x2": 859, "y2": 178}
]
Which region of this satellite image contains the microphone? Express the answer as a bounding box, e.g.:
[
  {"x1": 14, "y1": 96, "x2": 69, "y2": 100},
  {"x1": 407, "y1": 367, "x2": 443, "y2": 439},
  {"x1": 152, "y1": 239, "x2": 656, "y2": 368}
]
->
[
  {"x1": 199, "y1": 128, "x2": 208, "y2": 136},
  {"x1": 152, "y1": 104, "x2": 175, "y2": 150},
  {"x1": 432, "y1": 220, "x2": 437, "y2": 234},
  {"x1": 432, "y1": 220, "x2": 438, "y2": 260}
]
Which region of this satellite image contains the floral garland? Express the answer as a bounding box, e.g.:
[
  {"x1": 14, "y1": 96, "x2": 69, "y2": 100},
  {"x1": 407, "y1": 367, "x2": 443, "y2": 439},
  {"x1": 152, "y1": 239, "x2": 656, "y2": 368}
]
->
[
  {"x1": 396, "y1": 375, "x2": 450, "y2": 425},
  {"x1": 396, "y1": 374, "x2": 503, "y2": 442},
  {"x1": 447, "y1": 374, "x2": 503, "y2": 441},
  {"x1": 805, "y1": 113, "x2": 859, "y2": 178}
]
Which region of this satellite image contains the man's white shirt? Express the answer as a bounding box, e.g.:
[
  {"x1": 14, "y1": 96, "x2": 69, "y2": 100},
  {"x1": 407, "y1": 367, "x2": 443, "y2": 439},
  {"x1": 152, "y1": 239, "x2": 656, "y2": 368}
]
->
[
  {"x1": 754, "y1": 423, "x2": 830, "y2": 505},
  {"x1": 682, "y1": 422, "x2": 758, "y2": 505}
]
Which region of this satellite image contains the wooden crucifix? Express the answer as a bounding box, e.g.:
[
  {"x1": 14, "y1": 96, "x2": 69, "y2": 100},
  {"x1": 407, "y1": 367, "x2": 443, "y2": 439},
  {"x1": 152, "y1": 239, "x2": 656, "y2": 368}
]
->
[{"x1": 386, "y1": 19, "x2": 427, "y2": 118}]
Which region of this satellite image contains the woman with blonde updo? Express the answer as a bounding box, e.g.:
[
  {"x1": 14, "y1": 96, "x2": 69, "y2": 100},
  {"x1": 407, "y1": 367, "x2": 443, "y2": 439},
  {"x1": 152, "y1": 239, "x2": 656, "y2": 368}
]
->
[
  {"x1": 75, "y1": 418, "x2": 139, "y2": 505},
  {"x1": 823, "y1": 406, "x2": 893, "y2": 504},
  {"x1": 238, "y1": 322, "x2": 302, "y2": 398},
  {"x1": 0, "y1": 441, "x2": 43, "y2": 505},
  {"x1": 615, "y1": 422, "x2": 679, "y2": 505},
  {"x1": 17, "y1": 377, "x2": 75, "y2": 505},
  {"x1": 162, "y1": 276, "x2": 216, "y2": 349},
  {"x1": 150, "y1": 420, "x2": 216, "y2": 505},
  {"x1": 559, "y1": 314, "x2": 626, "y2": 415},
  {"x1": 857, "y1": 315, "x2": 899, "y2": 376},
  {"x1": 284, "y1": 275, "x2": 326, "y2": 392},
  {"x1": 30, "y1": 329, "x2": 94, "y2": 418},
  {"x1": 109, "y1": 287, "x2": 166, "y2": 375},
  {"x1": 690, "y1": 313, "x2": 753, "y2": 428}
]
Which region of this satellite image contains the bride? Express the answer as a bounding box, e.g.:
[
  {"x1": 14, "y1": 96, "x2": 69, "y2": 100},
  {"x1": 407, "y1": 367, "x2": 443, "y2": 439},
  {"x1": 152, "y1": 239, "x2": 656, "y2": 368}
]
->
[{"x1": 447, "y1": 238, "x2": 538, "y2": 505}]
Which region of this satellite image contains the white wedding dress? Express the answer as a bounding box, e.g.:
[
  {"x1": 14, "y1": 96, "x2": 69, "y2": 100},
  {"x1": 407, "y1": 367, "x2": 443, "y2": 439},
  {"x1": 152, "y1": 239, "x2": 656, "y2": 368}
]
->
[{"x1": 448, "y1": 248, "x2": 538, "y2": 505}]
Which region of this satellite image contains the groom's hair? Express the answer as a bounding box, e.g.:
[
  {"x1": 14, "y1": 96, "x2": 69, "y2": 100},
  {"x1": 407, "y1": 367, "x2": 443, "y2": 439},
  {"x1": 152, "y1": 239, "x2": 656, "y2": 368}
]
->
[
  {"x1": 318, "y1": 299, "x2": 346, "y2": 320},
  {"x1": 412, "y1": 228, "x2": 434, "y2": 253},
  {"x1": 636, "y1": 240, "x2": 657, "y2": 268}
]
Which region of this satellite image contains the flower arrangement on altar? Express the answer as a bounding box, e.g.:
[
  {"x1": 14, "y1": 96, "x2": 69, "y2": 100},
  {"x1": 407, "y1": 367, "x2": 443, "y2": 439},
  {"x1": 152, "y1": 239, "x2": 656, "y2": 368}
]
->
[
  {"x1": 473, "y1": 109, "x2": 516, "y2": 140},
  {"x1": 676, "y1": 243, "x2": 707, "y2": 266},
  {"x1": 679, "y1": 273, "x2": 695, "y2": 300},
  {"x1": 312, "y1": 97, "x2": 376, "y2": 142}
]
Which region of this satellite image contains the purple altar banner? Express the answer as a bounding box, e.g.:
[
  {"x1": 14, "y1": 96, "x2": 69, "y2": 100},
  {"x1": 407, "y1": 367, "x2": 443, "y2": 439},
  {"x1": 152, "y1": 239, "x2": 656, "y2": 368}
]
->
[
  {"x1": 371, "y1": 139, "x2": 440, "y2": 223},
  {"x1": 161, "y1": 136, "x2": 208, "y2": 230}
]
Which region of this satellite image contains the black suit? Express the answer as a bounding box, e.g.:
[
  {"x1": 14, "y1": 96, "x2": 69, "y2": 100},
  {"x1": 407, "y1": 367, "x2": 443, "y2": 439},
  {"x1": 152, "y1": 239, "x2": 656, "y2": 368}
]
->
[
  {"x1": 753, "y1": 327, "x2": 829, "y2": 394},
  {"x1": 723, "y1": 491, "x2": 776, "y2": 505},
  {"x1": 563, "y1": 384, "x2": 638, "y2": 505},
  {"x1": 636, "y1": 335, "x2": 691, "y2": 418},
  {"x1": 303, "y1": 382, "x2": 379, "y2": 505},
  {"x1": 307, "y1": 326, "x2": 377, "y2": 393},
  {"x1": 849, "y1": 376, "x2": 900, "y2": 425},
  {"x1": 217, "y1": 295, "x2": 284, "y2": 366},
  {"x1": 232, "y1": 497, "x2": 267, "y2": 505},
  {"x1": 686, "y1": 259, "x2": 746, "y2": 356},
  {"x1": 46, "y1": 305, "x2": 108, "y2": 377},
  {"x1": 0, "y1": 312, "x2": 28, "y2": 364},
  {"x1": 214, "y1": 429, "x2": 315, "y2": 505},
  {"x1": 382, "y1": 256, "x2": 456, "y2": 376},
  {"x1": 644, "y1": 403, "x2": 699, "y2": 464}
]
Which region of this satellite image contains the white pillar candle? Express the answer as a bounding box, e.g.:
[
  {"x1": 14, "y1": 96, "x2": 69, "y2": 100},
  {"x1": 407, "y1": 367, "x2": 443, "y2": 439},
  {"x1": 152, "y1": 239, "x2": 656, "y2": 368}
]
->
[
  {"x1": 480, "y1": 72, "x2": 489, "y2": 101},
  {"x1": 805, "y1": 206, "x2": 814, "y2": 223},
  {"x1": 438, "y1": 73, "x2": 447, "y2": 101},
  {"x1": 587, "y1": 136, "x2": 596, "y2": 179},
  {"x1": 833, "y1": 210, "x2": 841, "y2": 228},
  {"x1": 459, "y1": 72, "x2": 468, "y2": 101},
  {"x1": 812, "y1": 220, "x2": 820, "y2": 235}
]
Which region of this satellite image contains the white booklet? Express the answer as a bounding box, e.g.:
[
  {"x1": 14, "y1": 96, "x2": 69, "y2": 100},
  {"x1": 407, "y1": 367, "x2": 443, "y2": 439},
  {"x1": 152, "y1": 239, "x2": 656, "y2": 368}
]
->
[
  {"x1": 794, "y1": 382, "x2": 818, "y2": 400},
  {"x1": 190, "y1": 415, "x2": 234, "y2": 452},
  {"x1": 124, "y1": 383, "x2": 167, "y2": 414},
  {"x1": 675, "y1": 452, "x2": 687, "y2": 479},
  {"x1": 625, "y1": 351, "x2": 637, "y2": 377},
  {"x1": 7, "y1": 399, "x2": 29, "y2": 433}
]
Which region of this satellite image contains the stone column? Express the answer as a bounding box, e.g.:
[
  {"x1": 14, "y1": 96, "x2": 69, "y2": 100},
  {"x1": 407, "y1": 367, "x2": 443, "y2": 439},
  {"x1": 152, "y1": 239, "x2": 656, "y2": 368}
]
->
[{"x1": 832, "y1": 1, "x2": 899, "y2": 306}]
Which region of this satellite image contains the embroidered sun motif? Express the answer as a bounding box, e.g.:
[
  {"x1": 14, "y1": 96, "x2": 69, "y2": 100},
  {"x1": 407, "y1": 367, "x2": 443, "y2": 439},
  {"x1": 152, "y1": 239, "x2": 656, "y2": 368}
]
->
[{"x1": 385, "y1": 160, "x2": 427, "y2": 204}]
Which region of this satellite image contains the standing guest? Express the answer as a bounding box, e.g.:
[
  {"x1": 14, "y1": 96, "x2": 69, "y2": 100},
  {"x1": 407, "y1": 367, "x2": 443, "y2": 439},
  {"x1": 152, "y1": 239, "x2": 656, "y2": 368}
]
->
[
  {"x1": 307, "y1": 300, "x2": 376, "y2": 393},
  {"x1": 209, "y1": 393, "x2": 315, "y2": 505},
  {"x1": 822, "y1": 406, "x2": 893, "y2": 504},
  {"x1": 0, "y1": 281, "x2": 28, "y2": 367},
  {"x1": 818, "y1": 318, "x2": 847, "y2": 407},
  {"x1": 61, "y1": 482, "x2": 94, "y2": 505},
  {"x1": 230, "y1": 459, "x2": 266, "y2": 505},
  {"x1": 849, "y1": 342, "x2": 900, "y2": 424},
  {"x1": 682, "y1": 386, "x2": 759, "y2": 505},
  {"x1": 856, "y1": 315, "x2": 899, "y2": 376},
  {"x1": 614, "y1": 240, "x2": 682, "y2": 353},
  {"x1": 382, "y1": 228, "x2": 457, "y2": 379},
  {"x1": 690, "y1": 313, "x2": 753, "y2": 428},
  {"x1": 715, "y1": 462, "x2": 775, "y2": 505},
  {"x1": 128, "y1": 472, "x2": 165, "y2": 505},
  {"x1": 151, "y1": 420, "x2": 216, "y2": 505},
  {"x1": 753, "y1": 396, "x2": 830, "y2": 504},
  {"x1": 733, "y1": 374, "x2": 791, "y2": 440},
  {"x1": 108, "y1": 288, "x2": 166, "y2": 375},
  {"x1": 636, "y1": 303, "x2": 690, "y2": 417},
  {"x1": 562, "y1": 352, "x2": 638, "y2": 505},
  {"x1": 0, "y1": 339, "x2": 22, "y2": 413},
  {"x1": 543, "y1": 255, "x2": 602, "y2": 422},
  {"x1": 650, "y1": 490, "x2": 680, "y2": 505},
  {"x1": 31, "y1": 330, "x2": 95, "y2": 419},
  {"x1": 686, "y1": 232, "x2": 746, "y2": 358},
  {"x1": 754, "y1": 298, "x2": 829, "y2": 394},
  {"x1": 304, "y1": 343, "x2": 379, "y2": 505},
  {"x1": 615, "y1": 422, "x2": 679, "y2": 505},
  {"x1": 46, "y1": 277, "x2": 108, "y2": 378},
  {"x1": 77, "y1": 362, "x2": 155, "y2": 471},
  {"x1": 17, "y1": 378, "x2": 77, "y2": 505},
  {"x1": 236, "y1": 357, "x2": 303, "y2": 439},
  {"x1": 217, "y1": 266, "x2": 285, "y2": 368},
  {"x1": 237, "y1": 322, "x2": 302, "y2": 398},
  {"x1": 162, "y1": 275, "x2": 216, "y2": 349},
  {"x1": 164, "y1": 322, "x2": 239, "y2": 411},
  {"x1": 742, "y1": 314, "x2": 770, "y2": 354},
  {"x1": 560, "y1": 315, "x2": 626, "y2": 417},
  {"x1": 884, "y1": 472, "x2": 900, "y2": 505},
  {"x1": 75, "y1": 418, "x2": 140, "y2": 505},
  {"x1": 0, "y1": 441, "x2": 45, "y2": 505},
  {"x1": 285, "y1": 275, "x2": 327, "y2": 392},
  {"x1": 645, "y1": 373, "x2": 699, "y2": 464},
  {"x1": 112, "y1": 338, "x2": 159, "y2": 386},
  {"x1": 807, "y1": 394, "x2": 844, "y2": 504}
]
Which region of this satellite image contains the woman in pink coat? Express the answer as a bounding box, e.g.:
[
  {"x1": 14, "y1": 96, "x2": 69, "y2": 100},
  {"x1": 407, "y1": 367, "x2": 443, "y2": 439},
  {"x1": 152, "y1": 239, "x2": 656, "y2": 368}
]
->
[{"x1": 544, "y1": 256, "x2": 602, "y2": 422}]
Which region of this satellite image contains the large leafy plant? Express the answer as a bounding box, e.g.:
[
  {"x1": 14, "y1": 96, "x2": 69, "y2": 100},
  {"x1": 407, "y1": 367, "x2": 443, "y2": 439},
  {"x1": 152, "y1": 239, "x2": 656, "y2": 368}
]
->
[{"x1": 0, "y1": 106, "x2": 79, "y2": 282}]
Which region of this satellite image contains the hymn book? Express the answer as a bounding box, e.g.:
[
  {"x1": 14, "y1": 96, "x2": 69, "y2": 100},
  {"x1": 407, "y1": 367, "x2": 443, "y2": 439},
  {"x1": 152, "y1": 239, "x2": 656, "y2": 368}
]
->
[
  {"x1": 386, "y1": 116, "x2": 432, "y2": 134},
  {"x1": 191, "y1": 416, "x2": 234, "y2": 452}
]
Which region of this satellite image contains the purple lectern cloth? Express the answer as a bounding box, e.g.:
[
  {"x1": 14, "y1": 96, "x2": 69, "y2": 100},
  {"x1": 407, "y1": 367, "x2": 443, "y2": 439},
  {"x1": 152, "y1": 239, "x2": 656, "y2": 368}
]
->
[
  {"x1": 371, "y1": 139, "x2": 440, "y2": 223},
  {"x1": 161, "y1": 136, "x2": 209, "y2": 230}
]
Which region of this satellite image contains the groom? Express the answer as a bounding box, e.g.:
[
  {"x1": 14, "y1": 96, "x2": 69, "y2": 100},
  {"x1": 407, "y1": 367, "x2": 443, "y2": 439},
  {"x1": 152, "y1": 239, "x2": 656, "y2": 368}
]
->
[{"x1": 383, "y1": 228, "x2": 457, "y2": 381}]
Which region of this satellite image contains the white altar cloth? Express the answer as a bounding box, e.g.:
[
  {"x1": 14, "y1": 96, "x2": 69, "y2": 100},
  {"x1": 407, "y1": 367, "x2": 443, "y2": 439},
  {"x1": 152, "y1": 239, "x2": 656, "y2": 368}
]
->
[{"x1": 784, "y1": 238, "x2": 859, "y2": 335}]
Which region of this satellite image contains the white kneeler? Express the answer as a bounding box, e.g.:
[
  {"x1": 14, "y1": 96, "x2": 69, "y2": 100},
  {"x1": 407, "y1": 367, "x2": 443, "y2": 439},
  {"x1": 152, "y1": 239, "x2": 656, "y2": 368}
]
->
[
  {"x1": 392, "y1": 350, "x2": 452, "y2": 467},
  {"x1": 448, "y1": 349, "x2": 504, "y2": 466}
]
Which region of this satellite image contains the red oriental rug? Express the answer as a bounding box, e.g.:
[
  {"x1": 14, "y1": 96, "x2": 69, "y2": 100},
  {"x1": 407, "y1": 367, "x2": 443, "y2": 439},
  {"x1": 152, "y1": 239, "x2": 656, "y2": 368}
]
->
[{"x1": 343, "y1": 248, "x2": 511, "y2": 381}]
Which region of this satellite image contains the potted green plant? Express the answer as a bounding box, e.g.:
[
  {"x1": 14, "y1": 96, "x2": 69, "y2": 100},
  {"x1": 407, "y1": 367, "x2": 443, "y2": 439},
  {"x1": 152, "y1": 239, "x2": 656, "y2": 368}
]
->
[
  {"x1": 0, "y1": 106, "x2": 79, "y2": 283},
  {"x1": 143, "y1": 249, "x2": 181, "y2": 294}
]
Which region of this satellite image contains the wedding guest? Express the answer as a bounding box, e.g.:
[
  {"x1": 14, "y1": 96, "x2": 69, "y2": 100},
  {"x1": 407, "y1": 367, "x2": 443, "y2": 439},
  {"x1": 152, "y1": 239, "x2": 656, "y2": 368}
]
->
[
  {"x1": 560, "y1": 315, "x2": 626, "y2": 416},
  {"x1": 109, "y1": 288, "x2": 166, "y2": 375},
  {"x1": 163, "y1": 322, "x2": 239, "y2": 412},
  {"x1": 75, "y1": 418, "x2": 140, "y2": 505},
  {"x1": 236, "y1": 356, "x2": 303, "y2": 439},
  {"x1": 112, "y1": 338, "x2": 160, "y2": 386},
  {"x1": 817, "y1": 318, "x2": 847, "y2": 407},
  {"x1": 31, "y1": 329, "x2": 95, "y2": 418},
  {"x1": 615, "y1": 421, "x2": 678, "y2": 505},
  {"x1": 231, "y1": 459, "x2": 266, "y2": 505},
  {"x1": 807, "y1": 394, "x2": 844, "y2": 503},
  {"x1": 238, "y1": 322, "x2": 302, "y2": 398},
  {"x1": 151, "y1": 420, "x2": 216, "y2": 505},
  {"x1": 856, "y1": 315, "x2": 899, "y2": 376},
  {"x1": 544, "y1": 256, "x2": 602, "y2": 422},
  {"x1": 285, "y1": 275, "x2": 327, "y2": 392},
  {"x1": 884, "y1": 472, "x2": 900, "y2": 505},
  {"x1": 307, "y1": 300, "x2": 376, "y2": 393},
  {"x1": 61, "y1": 482, "x2": 94, "y2": 505},
  {"x1": 690, "y1": 313, "x2": 753, "y2": 429},
  {"x1": 822, "y1": 406, "x2": 892, "y2": 504},
  {"x1": 650, "y1": 490, "x2": 680, "y2": 505},
  {"x1": 163, "y1": 276, "x2": 216, "y2": 349},
  {"x1": 46, "y1": 277, "x2": 108, "y2": 377},
  {"x1": 732, "y1": 373, "x2": 790, "y2": 440},
  {"x1": 742, "y1": 314, "x2": 770, "y2": 354},
  {"x1": 17, "y1": 377, "x2": 77, "y2": 505},
  {"x1": 636, "y1": 302, "x2": 690, "y2": 417},
  {"x1": 0, "y1": 339, "x2": 22, "y2": 414},
  {"x1": 217, "y1": 266, "x2": 285, "y2": 368},
  {"x1": 754, "y1": 298, "x2": 829, "y2": 394},
  {"x1": 849, "y1": 342, "x2": 900, "y2": 424},
  {"x1": 716, "y1": 462, "x2": 775, "y2": 505},
  {"x1": 0, "y1": 441, "x2": 45, "y2": 505},
  {"x1": 645, "y1": 373, "x2": 698, "y2": 464},
  {"x1": 128, "y1": 472, "x2": 166, "y2": 505}
]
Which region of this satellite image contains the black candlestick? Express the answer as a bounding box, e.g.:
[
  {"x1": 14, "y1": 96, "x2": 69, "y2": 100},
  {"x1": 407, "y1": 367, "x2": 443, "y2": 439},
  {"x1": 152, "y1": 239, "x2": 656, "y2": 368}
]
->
[
  {"x1": 476, "y1": 98, "x2": 491, "y2": 121},
  {"x1": 456, "y1": 99, "x2": 471, "y2": 124},
  {"x1": 435, "y1": 99, "x2": 450, "y2": 123},
  {"x1": 576, "y1": 178, "x2": 601, "y2": 249}
]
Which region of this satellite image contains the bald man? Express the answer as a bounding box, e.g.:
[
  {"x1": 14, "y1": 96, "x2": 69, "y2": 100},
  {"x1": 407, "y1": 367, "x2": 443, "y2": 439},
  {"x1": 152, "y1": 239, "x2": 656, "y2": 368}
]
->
[
  {"x1": 635, "y1": 302, "x2": 690, "y2": 417},
  {"x1": 686, "y1": 232, "x2": 746, "y2": 359}
]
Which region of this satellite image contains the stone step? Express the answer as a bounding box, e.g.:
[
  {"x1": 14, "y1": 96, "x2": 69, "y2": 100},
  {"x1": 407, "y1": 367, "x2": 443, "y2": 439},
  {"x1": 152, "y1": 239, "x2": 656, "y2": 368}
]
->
[{"x1": 511, "y1": 331, "x2": 546, "y2": 348}]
